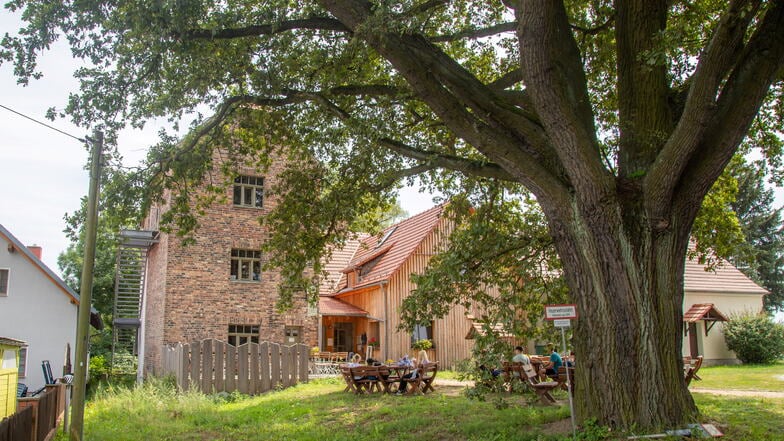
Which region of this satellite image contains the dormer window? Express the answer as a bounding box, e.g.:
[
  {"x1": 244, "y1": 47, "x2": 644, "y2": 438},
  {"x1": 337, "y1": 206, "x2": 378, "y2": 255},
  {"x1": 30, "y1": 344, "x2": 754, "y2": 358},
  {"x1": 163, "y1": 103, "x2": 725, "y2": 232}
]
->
[
  {"x1": 358, "y1": 255, "x2": 382, "y2": 281},
  {"x1": 377, "y1": 226, "x2": 397, "y2": 248}
]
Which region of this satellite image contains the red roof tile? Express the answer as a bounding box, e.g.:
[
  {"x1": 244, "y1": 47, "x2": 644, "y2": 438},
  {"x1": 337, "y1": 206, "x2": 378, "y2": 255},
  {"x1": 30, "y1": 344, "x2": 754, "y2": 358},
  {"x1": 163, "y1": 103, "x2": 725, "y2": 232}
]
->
[
  {"x1": 683, "y1": 303, "x2": 728, "y2": 323},
  {"x1": 339, "y1": 204, "x2": 445, "y2": 292},
  {"x1": 684, "y1": 258, "x2": 769, "y2": 295},
  {"x1": 319, "y1": 296, "x2": 369, "y2": 316},
  {"x1": 319, "y1": 235, "x2": 366, "y2": 296}
]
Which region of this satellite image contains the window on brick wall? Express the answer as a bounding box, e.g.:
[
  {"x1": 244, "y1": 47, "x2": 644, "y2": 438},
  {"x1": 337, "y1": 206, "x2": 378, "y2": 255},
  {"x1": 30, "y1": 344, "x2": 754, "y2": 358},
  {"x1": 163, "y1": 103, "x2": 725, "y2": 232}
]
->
[
  {"x1": 284, "y1": 326, "x2": 303, "y2": 344},
  {"x1": 230, "y1": 249, "x2": 261, "y2": 281},
  {"x1": 233, "y1": 176, "x2": 264, "y2": 208},
  {"x1": 228, "y1": 324, "x2": 260, "y2": 346},
  {"x1": 0, "y1": 268, "x2": 9, "y2": 296}
]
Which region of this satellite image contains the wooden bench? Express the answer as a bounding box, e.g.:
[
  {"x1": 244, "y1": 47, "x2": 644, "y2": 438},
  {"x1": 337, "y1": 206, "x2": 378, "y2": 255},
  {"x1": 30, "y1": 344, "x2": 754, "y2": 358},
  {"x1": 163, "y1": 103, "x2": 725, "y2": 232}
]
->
[
  {"x1": 556, "y1": 366, "x2": 575, "y2": 394},
  {"x1": 376, "y1": 366, "x2": 403, "y2": 394},
  {"x1": 522, "y1": 364, "x2": 559, "y2": 405},
  {"x1": 502, "y1": 362, "x2": 527, "y2": 392},
  {"x1": 349, "y1": 366, "x2": 382, "y2": 394},
  {"x1": 340, "y1": 366, "x2": 357, "y2": 393},
  {"x1": 420, "y1": 362, "x2": 439, "y2": 394}
]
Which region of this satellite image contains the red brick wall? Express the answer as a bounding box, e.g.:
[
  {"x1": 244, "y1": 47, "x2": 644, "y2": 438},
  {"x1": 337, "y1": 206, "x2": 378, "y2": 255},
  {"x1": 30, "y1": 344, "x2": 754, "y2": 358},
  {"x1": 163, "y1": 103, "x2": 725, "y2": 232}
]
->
[{"x1": 142, "y1": 151, "x2": 318, "y2": 374}]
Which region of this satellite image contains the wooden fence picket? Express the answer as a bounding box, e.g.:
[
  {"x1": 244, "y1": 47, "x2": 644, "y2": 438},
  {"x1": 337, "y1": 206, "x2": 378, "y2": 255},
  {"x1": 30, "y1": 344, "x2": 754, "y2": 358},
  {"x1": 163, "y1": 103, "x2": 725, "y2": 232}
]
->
[
  {"x1": 161, "y1": 339, "x2": 309, "y2": 395},
  {"x1": 260, "y1": 342, "x2": 270, "y2": 393}
]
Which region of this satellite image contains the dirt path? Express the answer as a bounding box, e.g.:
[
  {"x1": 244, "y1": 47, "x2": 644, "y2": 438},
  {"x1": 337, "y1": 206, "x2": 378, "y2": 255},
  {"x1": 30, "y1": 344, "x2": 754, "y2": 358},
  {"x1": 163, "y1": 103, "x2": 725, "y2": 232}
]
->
[
  {"x1": 689, "y1": 388, "x2": 784, "y2": 398},
  {"x1": 434, "y1": 379, "x2": 784, "y2": 398}
]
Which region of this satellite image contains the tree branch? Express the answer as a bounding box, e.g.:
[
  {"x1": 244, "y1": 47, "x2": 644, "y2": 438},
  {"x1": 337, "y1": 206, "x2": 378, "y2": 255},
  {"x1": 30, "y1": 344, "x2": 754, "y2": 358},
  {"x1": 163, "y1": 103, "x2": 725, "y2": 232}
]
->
[
  {"x1": 645, "y1": 0, "x2": 763, "y2": 224},
  {"x1": 671, "y1": 0, "x2": 784, "y2": 232},
  {"x1": 488, "y1": 68, "x2": 523, "y2": 90},
  {"x1": 175, "y1": 17, "x2": 349, "y2": 40},
  {"x1": 430, "y1": 21, "x2": 517, "y2": 43},
  {"x1": 517, "y1": 0, "x2": 608, "y2": 198}
]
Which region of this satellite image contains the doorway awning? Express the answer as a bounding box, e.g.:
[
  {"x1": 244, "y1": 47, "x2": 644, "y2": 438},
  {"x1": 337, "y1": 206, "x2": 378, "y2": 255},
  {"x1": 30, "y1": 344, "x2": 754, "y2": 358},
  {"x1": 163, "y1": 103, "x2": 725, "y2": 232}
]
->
[
  {"x1": 683, "y1": 303, "x2": 728, "y2": 336},
  {"x1": 319, "y1": 297, "x2": 370, "y2": 317}
]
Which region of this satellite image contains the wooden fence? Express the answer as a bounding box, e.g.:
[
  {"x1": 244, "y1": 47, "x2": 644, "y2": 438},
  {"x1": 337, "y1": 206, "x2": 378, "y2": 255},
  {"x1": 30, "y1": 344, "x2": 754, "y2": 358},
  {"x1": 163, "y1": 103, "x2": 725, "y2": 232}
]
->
[
  {"x1": 162, "y1": 339, "x2": 309, "y2": 395},
  {"x1": 1, "y1": 384, "x2": 65, "y2": 441}
]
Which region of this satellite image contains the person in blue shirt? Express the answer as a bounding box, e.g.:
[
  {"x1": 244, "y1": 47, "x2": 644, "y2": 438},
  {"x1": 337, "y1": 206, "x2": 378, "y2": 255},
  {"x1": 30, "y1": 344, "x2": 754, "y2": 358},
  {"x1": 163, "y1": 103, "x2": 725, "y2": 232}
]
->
[{"x1": 540, "y1": 343, "x2": 563, "y2": 380}]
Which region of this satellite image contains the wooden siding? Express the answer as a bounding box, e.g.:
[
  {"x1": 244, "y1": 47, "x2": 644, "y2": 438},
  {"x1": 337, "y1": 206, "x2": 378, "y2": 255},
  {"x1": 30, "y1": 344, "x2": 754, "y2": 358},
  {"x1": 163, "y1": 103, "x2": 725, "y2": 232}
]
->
[{"x1": 380, "y1": 218, "x2": 477, "y2": 369}]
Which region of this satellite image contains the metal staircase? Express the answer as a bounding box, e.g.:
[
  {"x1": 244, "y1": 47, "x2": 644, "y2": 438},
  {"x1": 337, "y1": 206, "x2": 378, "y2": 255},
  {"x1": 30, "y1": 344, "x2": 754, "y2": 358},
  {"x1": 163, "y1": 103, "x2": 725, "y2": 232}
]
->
[{"x1": 111, "y1": 230, "x2": 157, "y2": 372}]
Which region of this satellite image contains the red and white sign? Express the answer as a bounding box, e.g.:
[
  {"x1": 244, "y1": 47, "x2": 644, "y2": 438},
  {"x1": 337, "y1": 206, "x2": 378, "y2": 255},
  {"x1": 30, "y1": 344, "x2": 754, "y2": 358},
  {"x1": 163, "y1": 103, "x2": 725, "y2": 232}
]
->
[{"x1": 545, "y1": 304, "x2": 578, "y2": 320}]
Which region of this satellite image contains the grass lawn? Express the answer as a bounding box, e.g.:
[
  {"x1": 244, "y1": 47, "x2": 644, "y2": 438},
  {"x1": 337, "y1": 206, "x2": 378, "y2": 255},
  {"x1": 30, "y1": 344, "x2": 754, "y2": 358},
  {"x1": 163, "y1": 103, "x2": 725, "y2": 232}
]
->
[
  {"x1": 56, "y1": 363, "x2": 784, "y2": 441},
  {"x1": 59, "y1": 378, "x2": 571, "y2": 441},
  {"x1": 690, "y1": 362, "x2": 784, "y2": 392}
]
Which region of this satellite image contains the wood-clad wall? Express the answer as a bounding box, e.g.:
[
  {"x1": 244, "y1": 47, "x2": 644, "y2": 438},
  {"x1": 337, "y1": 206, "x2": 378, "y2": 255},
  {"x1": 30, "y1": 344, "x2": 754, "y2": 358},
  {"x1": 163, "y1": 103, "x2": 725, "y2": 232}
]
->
[{"x1": 382, "y1": 218, "x2": 476, "y2": 369}]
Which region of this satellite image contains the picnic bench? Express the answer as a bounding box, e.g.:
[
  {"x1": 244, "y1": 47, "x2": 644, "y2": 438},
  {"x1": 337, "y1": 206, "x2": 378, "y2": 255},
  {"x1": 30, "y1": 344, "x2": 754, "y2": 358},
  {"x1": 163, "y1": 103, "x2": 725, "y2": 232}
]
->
[
  {"x1": 341, "y1": 362, "x2": 439, "y2": 395},
  {"x1": 522, "y1": 364, "x2": 559, "y2": 405},
  {"x1": 502, "y1": 362, "x2": 526, "y2": 391}
]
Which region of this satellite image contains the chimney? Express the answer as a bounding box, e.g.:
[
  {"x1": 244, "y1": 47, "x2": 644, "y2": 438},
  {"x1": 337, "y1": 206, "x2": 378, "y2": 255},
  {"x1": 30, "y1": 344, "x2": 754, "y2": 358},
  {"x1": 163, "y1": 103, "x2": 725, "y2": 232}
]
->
[{"x1": 27, "y1": 245, "x2": 42, "y2": 260}]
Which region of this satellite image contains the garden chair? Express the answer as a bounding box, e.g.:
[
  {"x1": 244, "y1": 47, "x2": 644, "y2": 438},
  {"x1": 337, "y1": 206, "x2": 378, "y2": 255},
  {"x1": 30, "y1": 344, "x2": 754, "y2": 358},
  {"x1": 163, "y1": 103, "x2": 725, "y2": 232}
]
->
[
  {"x1": 522, "y1": 364, "x2": 559, "y2": 405},
  {"x1": 419, "y1": 362, "x2": 438, "y2": 394}
]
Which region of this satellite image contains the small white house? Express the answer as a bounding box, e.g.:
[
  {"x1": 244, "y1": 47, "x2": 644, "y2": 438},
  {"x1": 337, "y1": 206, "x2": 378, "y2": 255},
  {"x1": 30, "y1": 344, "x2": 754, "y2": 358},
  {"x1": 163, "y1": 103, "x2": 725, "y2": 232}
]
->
[
  {"x1": 682, "y1": 257, "x2": 768, "y2": 365},
  {"x1": 0, "y1": 224, "x2": 102, "y2": 391}
]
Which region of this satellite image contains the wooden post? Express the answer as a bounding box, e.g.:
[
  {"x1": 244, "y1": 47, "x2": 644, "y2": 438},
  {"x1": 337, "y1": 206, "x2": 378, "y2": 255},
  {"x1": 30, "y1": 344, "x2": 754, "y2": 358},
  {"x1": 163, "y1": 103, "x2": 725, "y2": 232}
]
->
[
  {"x1": 250, "y1": 343, "x2": 259, "y2": 395},
  {"x1": 226, "y1": 345, "x2": 236, "y2": 393},
  {"x1": 214, "y1": 341, "x2": 225, "y2": 393},
  {"x1": 270, "y1": 343, "x2": 281, "y2": 389},
  {"x1": 238, "y1": 345, "x2": 249, "y2": 394},
  {"x1": 202, "y1": 339, "x2": 213, "y2": 393},
  {"x1": 260, "y1": 342, "x2": 270, "y2": 393}
]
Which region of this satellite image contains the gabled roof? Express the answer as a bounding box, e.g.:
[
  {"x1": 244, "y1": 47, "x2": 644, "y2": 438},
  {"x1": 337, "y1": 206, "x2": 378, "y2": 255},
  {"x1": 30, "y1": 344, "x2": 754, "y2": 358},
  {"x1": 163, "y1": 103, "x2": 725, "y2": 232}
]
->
[
  {"x1": 684, "y1": 257, "x2": 769, "y2": 295},
  {"x1": 319, "y1": 235, "x2": 367, "y2": 296},
  {"x1": 0, "y1": 223, "x2": 103, "y2": 329},
  {"x1": 0, "y1": 337, "x2": 27, "y2": 347},
  {"x1": 337, "y1": 204, "x2": 445, "y2": 293}
]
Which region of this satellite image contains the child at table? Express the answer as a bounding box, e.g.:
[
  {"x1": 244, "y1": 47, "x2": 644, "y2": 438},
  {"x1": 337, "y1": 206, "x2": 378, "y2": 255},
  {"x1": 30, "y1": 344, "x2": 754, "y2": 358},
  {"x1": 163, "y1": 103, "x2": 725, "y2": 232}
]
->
[{"x1": 395, "y1": 350, "x2": 430, "y2": 395}]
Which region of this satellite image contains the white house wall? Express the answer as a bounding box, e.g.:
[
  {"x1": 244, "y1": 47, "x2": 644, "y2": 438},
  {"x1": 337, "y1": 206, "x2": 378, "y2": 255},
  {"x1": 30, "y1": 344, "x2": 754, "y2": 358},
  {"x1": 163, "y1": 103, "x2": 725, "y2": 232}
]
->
[
  {"x1": 682, "y1": 291, "x2": 765, "y2": 364},
  {"x1": 0, "y1": 243, "x2": 77, "y2": 391}
]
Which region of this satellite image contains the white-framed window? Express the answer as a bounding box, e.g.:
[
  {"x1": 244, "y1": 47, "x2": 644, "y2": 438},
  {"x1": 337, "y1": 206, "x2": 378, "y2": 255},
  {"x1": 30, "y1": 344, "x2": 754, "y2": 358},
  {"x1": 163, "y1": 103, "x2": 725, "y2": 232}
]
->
[
  {"x1": 0, "y1": 268, "x2": 9, "y2": 296},
  {"x1": 411, "y1": 321, "x2": 434, "y2": 348},
  {"x1": 284, "y1": 326, "x2": 303, "y2": 344},
  {"x1": 18, "y1": 347, "x2": 27, "y2": 378},
  {"x1": 228, "y1": 324, "x2": 260, "y2": 346},
  {"x1": 230, "y1": 249, "x2": 261, "y2": 282},
  {"x1": 233, "y1": 176, "x2": 264, "y2": 208}
]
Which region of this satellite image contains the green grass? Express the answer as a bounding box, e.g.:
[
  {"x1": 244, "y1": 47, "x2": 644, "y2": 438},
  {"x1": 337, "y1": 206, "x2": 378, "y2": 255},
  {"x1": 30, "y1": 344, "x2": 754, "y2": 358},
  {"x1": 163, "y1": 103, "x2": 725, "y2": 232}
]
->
[
  {"x1": 58, "y1": 378, "x2": 571, "y2": 441},
  {"x1": 690, "y1": 362, "x2": 784, "y2": 391},
  {"x1": 694, "y1": 394, "x2": 784, "y2": 440},
  {"x1": 55, "y1": 364, "x2": 784, "y2": 441}
]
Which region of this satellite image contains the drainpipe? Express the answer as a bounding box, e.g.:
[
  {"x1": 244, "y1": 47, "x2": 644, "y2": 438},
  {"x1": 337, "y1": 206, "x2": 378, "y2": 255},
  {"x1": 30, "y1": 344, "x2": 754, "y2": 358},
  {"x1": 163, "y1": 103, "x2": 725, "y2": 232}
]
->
[{"x1": 382, "y1": 281, "x2": 389, "y2": 361}]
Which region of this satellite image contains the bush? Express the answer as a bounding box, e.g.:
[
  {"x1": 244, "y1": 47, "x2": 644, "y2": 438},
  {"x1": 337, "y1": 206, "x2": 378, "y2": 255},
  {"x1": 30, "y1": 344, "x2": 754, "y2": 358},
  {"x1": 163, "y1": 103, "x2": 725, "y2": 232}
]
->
[
  {"x1": 411, "y1": 339, "x2": 432, "y2": 350},
  {"x1": 723, "y1": 312, "x2": 784, "y2": 364}
]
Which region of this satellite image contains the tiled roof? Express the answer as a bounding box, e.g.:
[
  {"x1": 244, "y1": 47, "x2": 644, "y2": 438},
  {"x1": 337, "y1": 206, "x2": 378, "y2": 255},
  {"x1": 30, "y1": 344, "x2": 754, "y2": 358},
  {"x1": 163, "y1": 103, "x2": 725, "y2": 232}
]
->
[
  {"x1": 319, "y1": 296, "x2": 369, "y2": 317},
  {"x1": 339, "y1": 204, "x2": 445, "y2": 292},
  {"x1": 319, "y1": 235, "x2": 366, "y2": 296},
  {"x1": 683, "y1": 303, "x2": 728, "y2": 323},
  {"x1": 465, "y1": 320, "x2": 515, "y2": 339},
  {"x1": 684, "y1": 257, "x2": 769, "y2": 295},
  {"x1": 0, "y1": 223, "x2": 104, "y2": 329}
]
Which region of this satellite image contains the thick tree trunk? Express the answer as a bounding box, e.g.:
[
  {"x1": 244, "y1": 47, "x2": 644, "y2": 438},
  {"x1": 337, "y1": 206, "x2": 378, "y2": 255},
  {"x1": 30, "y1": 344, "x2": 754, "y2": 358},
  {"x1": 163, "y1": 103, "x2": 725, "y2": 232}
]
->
[{"x1": 543, "y1": 193, "x2": 697, "y2": 429}]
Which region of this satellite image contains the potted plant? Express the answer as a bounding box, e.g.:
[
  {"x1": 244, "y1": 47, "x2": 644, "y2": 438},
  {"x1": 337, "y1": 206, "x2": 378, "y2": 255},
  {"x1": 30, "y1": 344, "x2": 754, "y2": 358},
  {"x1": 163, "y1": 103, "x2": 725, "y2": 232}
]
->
[
  {"x1": 411, "y1": 339, "x2": 432, "y2": 351},
  {"x1": 368, "y1": 338, "x2": 380, "y2": 348}
]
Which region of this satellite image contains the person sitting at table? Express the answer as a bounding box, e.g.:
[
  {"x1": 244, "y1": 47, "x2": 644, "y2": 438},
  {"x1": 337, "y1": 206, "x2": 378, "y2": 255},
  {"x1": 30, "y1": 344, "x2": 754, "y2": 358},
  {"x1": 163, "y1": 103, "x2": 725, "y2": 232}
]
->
[
  {"x1": 395, "y1": 351, "x2": 429, "y2": 395},
  {"x1": 539, "y1": 343, "x2": 563, "y2": 380},
  {"x1": 512, "y1": 346, "x2": 530, "y2": 365}
]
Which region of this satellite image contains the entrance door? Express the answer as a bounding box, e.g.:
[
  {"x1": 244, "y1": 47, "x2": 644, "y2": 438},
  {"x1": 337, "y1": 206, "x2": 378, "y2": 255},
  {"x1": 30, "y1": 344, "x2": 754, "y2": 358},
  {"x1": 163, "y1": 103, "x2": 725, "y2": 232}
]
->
[
  {"x1": 688, "y1": 322, "x2": 699, "y2": 359},
  {"x1": 334, "y1": 323, "x2": 354, "y2": 352}
]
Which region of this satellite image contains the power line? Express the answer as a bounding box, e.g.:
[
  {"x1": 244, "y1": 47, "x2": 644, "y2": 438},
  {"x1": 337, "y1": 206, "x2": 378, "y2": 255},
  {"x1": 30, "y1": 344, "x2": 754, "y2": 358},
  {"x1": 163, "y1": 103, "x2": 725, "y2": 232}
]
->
[{"x1": 0, "y1": 103, "x2": 86, "y2": 143}]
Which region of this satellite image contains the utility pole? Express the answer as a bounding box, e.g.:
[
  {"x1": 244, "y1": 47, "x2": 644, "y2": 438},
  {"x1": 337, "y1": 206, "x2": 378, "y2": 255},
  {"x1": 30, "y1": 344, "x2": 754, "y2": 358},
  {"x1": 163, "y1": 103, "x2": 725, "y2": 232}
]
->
[{"x1": 70, "y1": 130, "x2": 103, "y2": 441}]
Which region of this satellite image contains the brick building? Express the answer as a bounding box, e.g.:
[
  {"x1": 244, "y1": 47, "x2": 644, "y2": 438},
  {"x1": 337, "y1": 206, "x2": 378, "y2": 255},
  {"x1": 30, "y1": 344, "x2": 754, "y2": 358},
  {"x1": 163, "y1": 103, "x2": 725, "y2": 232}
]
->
[{"x1": 141, "y1": 152, "x2": 318, "y2": 375}]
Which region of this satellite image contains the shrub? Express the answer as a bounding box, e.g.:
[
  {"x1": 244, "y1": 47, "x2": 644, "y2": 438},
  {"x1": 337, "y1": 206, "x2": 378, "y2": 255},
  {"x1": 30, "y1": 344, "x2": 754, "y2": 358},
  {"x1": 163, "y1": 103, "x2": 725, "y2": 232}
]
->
[{"x1": 723, "y1": 312, "x2": 784, "y2": 364}]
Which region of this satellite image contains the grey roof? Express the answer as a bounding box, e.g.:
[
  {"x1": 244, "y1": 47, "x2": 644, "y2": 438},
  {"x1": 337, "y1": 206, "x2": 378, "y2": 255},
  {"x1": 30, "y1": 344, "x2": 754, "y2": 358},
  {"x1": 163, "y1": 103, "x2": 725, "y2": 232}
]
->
[{"x1": 0, "y1": 223, "x2": 104, "y2": 329}]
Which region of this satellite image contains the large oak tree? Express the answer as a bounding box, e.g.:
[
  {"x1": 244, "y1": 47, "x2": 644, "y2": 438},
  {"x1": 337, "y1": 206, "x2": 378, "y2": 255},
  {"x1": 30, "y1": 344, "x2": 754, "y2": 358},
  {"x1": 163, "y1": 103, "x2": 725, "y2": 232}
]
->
[{"x1": 4, "y1": 0, "x2": 783, "y2": 430}]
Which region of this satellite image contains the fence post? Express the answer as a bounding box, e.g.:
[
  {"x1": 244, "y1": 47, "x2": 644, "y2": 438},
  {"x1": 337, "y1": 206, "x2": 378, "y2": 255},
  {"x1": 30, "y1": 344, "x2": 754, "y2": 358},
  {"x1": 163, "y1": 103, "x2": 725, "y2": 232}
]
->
[
  {"x1": 250, "y1": 343, "x2": 259, "y2": 395},
  {"x1": 238, "y1": 345, "x2": 249, "y2": 394}
]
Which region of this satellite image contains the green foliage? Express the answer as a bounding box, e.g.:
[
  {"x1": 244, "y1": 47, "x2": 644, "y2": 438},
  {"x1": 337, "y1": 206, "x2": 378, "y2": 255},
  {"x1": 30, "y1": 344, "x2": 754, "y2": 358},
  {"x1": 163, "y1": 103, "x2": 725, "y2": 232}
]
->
[
  {"x1": 723, "y1": 312, "x2": 784, "y2": 364},
  {"x1": 574, "y1": 419, "x2": 611, "y2": 440}
]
